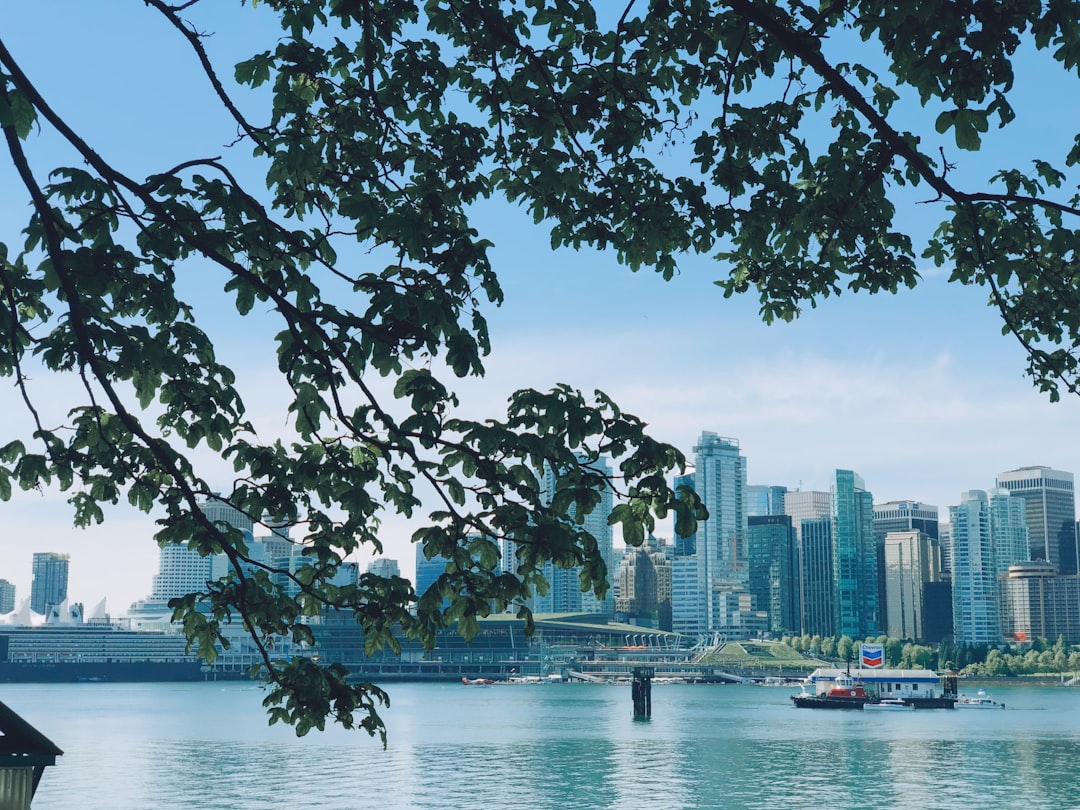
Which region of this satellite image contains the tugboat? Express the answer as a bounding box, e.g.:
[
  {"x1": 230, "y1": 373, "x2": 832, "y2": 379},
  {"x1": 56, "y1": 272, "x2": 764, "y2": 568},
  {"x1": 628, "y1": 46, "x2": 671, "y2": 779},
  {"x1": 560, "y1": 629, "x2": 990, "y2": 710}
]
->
[{"x1": 791, "y1": 672, "x2": 872, "y2": 709}]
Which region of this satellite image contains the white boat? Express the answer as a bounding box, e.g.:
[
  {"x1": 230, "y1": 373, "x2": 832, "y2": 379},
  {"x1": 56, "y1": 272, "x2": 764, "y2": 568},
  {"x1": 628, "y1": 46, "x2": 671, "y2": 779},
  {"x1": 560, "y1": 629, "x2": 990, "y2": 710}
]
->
[
  {"x1": 956, "y1": 689, "x2": 1005, "y2": 709},
  {"x1": 864, "y1": 698, "x2": 915, "y2": 712}
]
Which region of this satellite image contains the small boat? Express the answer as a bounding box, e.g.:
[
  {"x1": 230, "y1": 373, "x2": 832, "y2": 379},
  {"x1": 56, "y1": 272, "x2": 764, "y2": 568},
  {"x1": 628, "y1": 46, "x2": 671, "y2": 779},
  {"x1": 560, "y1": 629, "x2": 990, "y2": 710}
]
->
[
  {"x1": 461, "y1": 676, "x2": 495, "y2": 687},
  {"x1": 956, "y1": 689, "x2": 1004, "y2": 709},
  {"x1": 864, "y1": 698, "x2": 915, "y2": 712},
  {"x1": 791, "y1": 673, "x2": 872, "y2": 709}
]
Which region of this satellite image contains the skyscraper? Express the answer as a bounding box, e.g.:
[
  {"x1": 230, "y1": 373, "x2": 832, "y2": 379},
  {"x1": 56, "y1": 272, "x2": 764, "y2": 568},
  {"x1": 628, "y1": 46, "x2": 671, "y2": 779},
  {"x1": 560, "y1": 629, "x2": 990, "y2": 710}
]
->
[
  {"x1": 746, "y1": 515, "x2": 797, "y2": 635},
  {"x1": 529, "y1": 454, "x2": 615, "y2": 616},
  {"x1": 995, "y1": 466, "x2": 1077, "y2": 574},
  {"x1": 949, "y1": 488, "x2": 1029, "y2": 644},
  {"x1": 785, "y1": 490, "x2": 833, "y2": 637},
  {"x1": 745, "y1": 485, "x2": 788, "y2": 518},
  {"x1": 873, "y1": 501, "x2": 940, "y2": 632},
  {"x1": 832, "y1": 470, "x2": 878, "y2": 639},
  {"x1": 30, "y1": 552, "x2": 69, "y2": 615},
  {"x1": 366, "y1": 558, "x2": 401, "y2": 578},
  {"x1": 132, "y1": 495, "x2": 254, "y2": 615},
  {"x1": 882, "y1": 530, "x2": 939, "y2": 641},
  {"x1": 692, "y1": 432, "x2": 747, "y2": 631}
]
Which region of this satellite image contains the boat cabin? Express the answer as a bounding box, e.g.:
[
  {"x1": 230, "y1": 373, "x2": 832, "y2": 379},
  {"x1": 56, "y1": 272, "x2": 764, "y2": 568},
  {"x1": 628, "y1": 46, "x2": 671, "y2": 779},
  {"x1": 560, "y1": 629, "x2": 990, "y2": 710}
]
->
[{"x1": 804, "y1": 668, "x2": 951, "y2": 700}]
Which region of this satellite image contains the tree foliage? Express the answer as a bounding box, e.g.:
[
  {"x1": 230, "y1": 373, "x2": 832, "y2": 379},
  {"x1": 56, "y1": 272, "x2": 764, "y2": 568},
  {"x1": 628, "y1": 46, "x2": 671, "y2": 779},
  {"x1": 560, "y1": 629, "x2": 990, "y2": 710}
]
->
[{"x1": 3, "y1": 0, "x2": 1080, "y2": 737}]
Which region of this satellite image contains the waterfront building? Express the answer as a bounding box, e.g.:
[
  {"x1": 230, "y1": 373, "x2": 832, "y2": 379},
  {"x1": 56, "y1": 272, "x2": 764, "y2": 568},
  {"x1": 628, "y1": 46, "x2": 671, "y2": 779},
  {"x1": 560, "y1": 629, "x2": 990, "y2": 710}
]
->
[
  {"x1": 832, "y1": 471, "x2": 878, "y2": 638},
  {"x1": 130, "y1": 495, "x2": 255, "y2": 618},
  {"x1": 949, "y1": 489, "x2": 1029, "y2": 645},
  {"x1": 784, "y1": 491, "x2": 833, "y2": 637},
  {"x1": 998, "y1": 561, "x2": 1080, "y2": 645},
  {"x1": 882, "y1": 530, "x2": 939, "y2": 641},
  {"x1": 615, "y1": 536, "x2": 673, "y2": 631},
  {"x1": 873, "y1": 501, "x2": 940, "y2": 631},
  {"x1": 366, "y1": 558, "x2": 401, "y2": 578},
  {"x1": 30, "y1": 553, "x2": 69, "y2": 616},
  {"x1": 0, "y1": 580, "x2": 15, "y2": 614},
  {"x1": 745, "y1": 485, "x2": 787, "y2": 518},
  {"x1": 670, "y1": 554, "x2": 706, "y2": 636},
  {"x1": 798, "y1": 516, "x2": 834, "y2": 637},
  {"x1": 995, "y1": 466, "x2": 1078, "y2": 575},
  {"x1": 746, "y1": 515, "x2": 798, "y2": 635}
]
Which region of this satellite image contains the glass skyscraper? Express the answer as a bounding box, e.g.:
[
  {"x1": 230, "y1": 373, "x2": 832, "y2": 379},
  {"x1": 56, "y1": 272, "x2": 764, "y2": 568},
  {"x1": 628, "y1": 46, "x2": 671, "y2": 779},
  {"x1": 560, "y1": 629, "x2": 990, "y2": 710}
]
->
[
  {"x1": 30, "y1": 552, "x2": 69, "y2": 615},
  {"x1": 831, "y1": 470, "x2": 878, "y2": 639},
  {"x1": 693, "y1": 432, "x2": 747, "y2": 631},
  {"x1": 949, "y1": 488, "x2": 1029, "y2": 645}
]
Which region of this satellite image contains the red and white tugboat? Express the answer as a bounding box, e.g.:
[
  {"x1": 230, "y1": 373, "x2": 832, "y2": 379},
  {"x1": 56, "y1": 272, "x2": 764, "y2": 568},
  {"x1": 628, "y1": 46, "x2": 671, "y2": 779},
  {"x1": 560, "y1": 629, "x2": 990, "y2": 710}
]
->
[{"x1": 791, "y1": 672, "x2": 872, "y2": 709}]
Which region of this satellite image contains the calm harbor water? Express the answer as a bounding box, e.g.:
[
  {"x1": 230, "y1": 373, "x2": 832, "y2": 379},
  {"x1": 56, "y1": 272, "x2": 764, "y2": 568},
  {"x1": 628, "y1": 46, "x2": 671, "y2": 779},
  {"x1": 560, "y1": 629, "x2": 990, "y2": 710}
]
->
[{"x1": 7, "y1": 680, "x2": 1079, "y2": 809}]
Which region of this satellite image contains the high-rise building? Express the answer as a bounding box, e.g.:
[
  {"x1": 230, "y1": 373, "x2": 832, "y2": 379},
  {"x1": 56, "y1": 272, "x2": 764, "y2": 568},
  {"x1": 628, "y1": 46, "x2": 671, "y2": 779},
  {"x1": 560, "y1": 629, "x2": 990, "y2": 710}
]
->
[
  {"x1": 999, "y1": 562, "x2": 1080, "y2": 644},
  {"x1": 132, "y1": 495, "x2": 254, "y2": 615},
  {"x1": 882, "y1": 530, "x2": 940, "y2": 641},
  {"x1": 30, "y1": 552, "x2": 69, "y2": 615},
  {"x1": 528, "y1": 455, "x2": 615, "y2": 616},
  {"x1": 785, "y1": 491, "x2": 833, "y2": 637},
  {"x1": 797, "y1": 516, "x2": 833, "y2": 637},
  {"x1": 746, "y1": 515, "x2": 798, "y2": 635},
  {"x1": 745, "y1": 485, "x2": 788, "y2": 518},
  {"x1": 414, "y1": 543, "x2": 446, "y2": 603},
  {"x1": 832, "y1": 470, "x2": 878, "y2": 639},
  {"x1": 995, "y1": 466, "x2": 1077, "y2": 574},
  {"x1": 873, "y1": 501, "x2": 940, "y2": 632},
  {"x1": 949, "y1": 488, "x2": 1029, "y2": 644},
  {"x1": 692, "y1": 433, "x2": 747, "y2": 631},
  {"x1": 615, "y1": 535, "x2": 673, "y2": 631},
  {"x1": 366, "y1": 558, "x2": 401, "y2": 578},
  {"x1": 672, "y1": 472, "x2": 697, "y2": 557},
  {"x1": 0, "y1": 579, "x2": 15, "y2": 614}
]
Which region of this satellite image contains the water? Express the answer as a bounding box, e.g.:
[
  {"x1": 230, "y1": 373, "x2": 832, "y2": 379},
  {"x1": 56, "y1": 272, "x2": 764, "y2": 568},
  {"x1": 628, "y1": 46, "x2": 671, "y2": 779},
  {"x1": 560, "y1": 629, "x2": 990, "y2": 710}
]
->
[{"x1": 7, "y1": 681, "x2": 1080, "y2": 809}]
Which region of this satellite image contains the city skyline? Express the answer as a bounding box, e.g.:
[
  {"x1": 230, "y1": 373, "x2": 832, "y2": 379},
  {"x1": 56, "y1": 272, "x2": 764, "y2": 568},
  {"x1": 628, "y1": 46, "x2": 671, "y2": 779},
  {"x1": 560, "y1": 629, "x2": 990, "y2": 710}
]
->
[
  {"x1": 2, "y1": 5, "x2": 1080, "y2": 614},
  {"x1": 3, "y1": 448, "x2": 1077, "y2": 618}
]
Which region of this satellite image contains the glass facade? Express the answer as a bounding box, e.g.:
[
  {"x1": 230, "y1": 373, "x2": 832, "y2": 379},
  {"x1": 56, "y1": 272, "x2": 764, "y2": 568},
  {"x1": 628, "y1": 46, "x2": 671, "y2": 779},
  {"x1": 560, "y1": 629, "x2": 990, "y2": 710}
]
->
[{"x1": 832, "y1": 470, "x2": 878, "y2": 639}]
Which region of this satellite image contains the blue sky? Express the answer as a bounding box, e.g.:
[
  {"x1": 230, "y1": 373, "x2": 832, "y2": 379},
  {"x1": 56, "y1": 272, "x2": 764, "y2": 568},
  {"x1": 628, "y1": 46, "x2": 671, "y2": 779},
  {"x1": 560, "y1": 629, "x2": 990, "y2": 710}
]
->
[{"x1": 2, "y1": 3, "x2": 1080, "y2": 612}]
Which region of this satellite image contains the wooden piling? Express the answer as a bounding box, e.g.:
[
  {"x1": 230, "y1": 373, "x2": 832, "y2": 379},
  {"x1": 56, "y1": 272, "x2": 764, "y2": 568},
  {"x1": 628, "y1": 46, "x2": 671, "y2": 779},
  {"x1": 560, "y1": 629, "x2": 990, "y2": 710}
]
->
[{"x1": 632, "y1": 666, "x2": 654, "y2": 718}]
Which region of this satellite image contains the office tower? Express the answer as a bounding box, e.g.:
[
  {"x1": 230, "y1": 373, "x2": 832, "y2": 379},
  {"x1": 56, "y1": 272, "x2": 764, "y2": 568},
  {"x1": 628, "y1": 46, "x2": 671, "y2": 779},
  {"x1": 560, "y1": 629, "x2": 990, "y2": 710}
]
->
[
  {"x1": 0, "y1": 579, "x2": 15, "y2": 614},
  {"x1": 995, "y1": 466, "x2": 1077, "y2": 574},
  {"x1": 949, "y1": 489, "x2": 1029, "y2": 644},
  {"x1": 366, "y1": 558, "x2": 401, "y2": 578},
  {"x1": 785, "y1": 491, "x2": 833, "y2": 637},
  {"x1": 30, "y1": 553, "x2": 69, "y2": 615},
  {"x1": 873, "y1": 501, "x2": 940, "y2": 632},
  {"x1": 832, "y1": 470, "x2": 878, "y2": 639},
  {"x1": 882, "y1": 530, "x2": 938, "y2": 640},
  {"x1": 615, "y1": 535, "x2": 673, "y2": 631},
  {"x1": 746, "y1": 515, "x2": 797, "y2": 635},
  {"x1": 745, "y1": 485, "x2": 788, "y2": 518},
  {"x1": 797, "y1": 516, "x2": 834, "y2": 637}
]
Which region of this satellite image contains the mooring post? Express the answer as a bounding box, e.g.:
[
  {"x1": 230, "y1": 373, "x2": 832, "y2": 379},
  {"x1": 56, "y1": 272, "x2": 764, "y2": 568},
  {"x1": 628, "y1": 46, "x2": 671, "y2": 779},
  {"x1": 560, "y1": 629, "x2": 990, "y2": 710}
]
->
[{"x1": 632, "y1": 666, "x2": 654, "y2": 718}]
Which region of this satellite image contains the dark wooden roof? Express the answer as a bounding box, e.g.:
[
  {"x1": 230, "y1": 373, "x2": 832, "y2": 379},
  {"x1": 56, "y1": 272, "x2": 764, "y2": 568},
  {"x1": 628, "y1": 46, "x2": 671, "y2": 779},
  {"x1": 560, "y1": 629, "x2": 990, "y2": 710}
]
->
[{"x1": 0, "y1": 700, "x2": 62, "y2": 767}]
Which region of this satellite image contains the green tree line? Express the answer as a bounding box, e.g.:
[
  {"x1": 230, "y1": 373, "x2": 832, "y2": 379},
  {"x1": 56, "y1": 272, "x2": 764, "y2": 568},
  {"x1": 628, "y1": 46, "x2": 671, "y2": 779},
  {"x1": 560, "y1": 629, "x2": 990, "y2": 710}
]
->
[{"x1": 781, "y1": 634, "x2": 1080, "y2": 676}]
